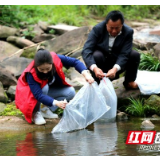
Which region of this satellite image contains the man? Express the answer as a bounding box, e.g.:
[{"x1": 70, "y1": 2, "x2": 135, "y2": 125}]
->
[{"x1": 82, "y1": 10, "x2": 140, "y2": 90}]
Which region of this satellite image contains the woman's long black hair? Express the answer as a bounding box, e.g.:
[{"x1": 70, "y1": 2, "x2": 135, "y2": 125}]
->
[{"x1": 34, "y1": 48, "x2": 56, "y2": 81}]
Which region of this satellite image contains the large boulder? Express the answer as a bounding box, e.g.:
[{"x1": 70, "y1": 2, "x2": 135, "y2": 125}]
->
[
  {"x1": 0, "y1": 25, "x2": 18, "y2": 38},
  {"x1": 112, "y1": 77, "x2": 141, "y2": 107},
  {"x1": 1, "y1": 56, "x2": 32, "y2": 78},
  {"x1": 42, "y1": 26, "x2": 90, "y2": 55},
  {"x1": 153, "y1": 43, "x2": 160, "y2": 60},
  {"x1": 0, "y1": 66, "x2": 17, "y2": 87},
  {"x1": 144, "y1": 95, "x2": 160, "y2": 115},
  {"x1": 0, "y1": 41, "x2": 20, "y2": 61},
  {"x1": 7, "y1": 36, "x2": 35, "y2": 48}
]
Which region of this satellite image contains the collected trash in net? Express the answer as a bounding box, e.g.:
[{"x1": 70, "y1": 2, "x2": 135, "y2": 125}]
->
[{"x1": 51, "y1": 82, "x2": 110, "y2": 133}]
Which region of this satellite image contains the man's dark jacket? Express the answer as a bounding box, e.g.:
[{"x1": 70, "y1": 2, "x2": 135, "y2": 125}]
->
[{"x1": 82, "y1": 20, "x2": 134, "y2": 71}]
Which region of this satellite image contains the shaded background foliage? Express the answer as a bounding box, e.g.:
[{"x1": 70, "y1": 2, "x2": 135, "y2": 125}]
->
[{"x1": 1, "y1": 5, "x2": 160, "y2": 27}]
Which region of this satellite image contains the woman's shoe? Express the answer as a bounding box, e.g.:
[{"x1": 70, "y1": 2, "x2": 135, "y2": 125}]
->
[
  {"x1": 32, "y1": 111, "x2": 46, "y2": 125},
  {"x1": 41, "y1": 107, "x2": 58, "y2": 119}
]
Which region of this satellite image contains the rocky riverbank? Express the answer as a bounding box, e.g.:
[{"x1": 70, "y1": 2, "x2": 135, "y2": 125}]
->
[{"x1": 0, "y1": 115, "x2": 60, "y2": 132}]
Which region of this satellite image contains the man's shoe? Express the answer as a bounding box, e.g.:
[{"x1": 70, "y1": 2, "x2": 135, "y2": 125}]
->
[
  {"x1": 123, "y1": 81, "x2": 139, "y2": 90},
  {"x1": 41, "y1": 107, "x2": 58, "y2": 119},
  {"x1": 33, "y1": 111, "x2": 46, "y2": 125}
]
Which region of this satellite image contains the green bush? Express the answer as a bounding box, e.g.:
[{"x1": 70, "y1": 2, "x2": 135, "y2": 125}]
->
[
  {"x1": 125, "y1": 97, "x2": 158, "y2": 117},
  {"x1": 55, "y1": 108, "x2": 63, "y2": 117},
  {"x1": 0, "y1": 5, "x2": 20, "y2": 27},
  {"x1": 1, "y1": 5, "x2": 160, "y2": 28},
  {"x1": 0, "y1": 104, "x2": 23, "y2": 116},
  {"x1": 139, "y1": 53, "x2": 160, "y2": 71}
]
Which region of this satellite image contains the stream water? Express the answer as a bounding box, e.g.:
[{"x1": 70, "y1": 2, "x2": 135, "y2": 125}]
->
[
  {"x1": 0, "y1": 117, "x2": 160, "y2": 156},
  {"x1": 134, "y1": 26, "x2": 160, "y2": 43}
]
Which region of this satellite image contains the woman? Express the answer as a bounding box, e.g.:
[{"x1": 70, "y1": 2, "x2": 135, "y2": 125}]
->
[{"x1": 15, "y1": 49, "x2": 94, "y2": 125}]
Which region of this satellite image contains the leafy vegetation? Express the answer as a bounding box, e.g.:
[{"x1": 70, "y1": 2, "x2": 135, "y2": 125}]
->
[
  {"x1": 125, "y1": 97, "x2": 159, "y2": 117},
  {"x1": 22, "y1": 26, "x2": 35, "y2": 39},
  {"x1": 139, "y1": 53, "x2": 160, "y2": 71},
  {"x1": 1, "y1": 5, "x2": 160, "y2": 28},
  {"x1": 0, "y1": 103, "x2": 23, "y2": 116},
  {"x1": 55, "y1": 108, "x2": 63, "y2": 116}
]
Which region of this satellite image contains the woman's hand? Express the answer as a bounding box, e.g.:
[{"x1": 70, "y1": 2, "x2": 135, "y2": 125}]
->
[
  {"x1": 55, "y1": 99, "x2": 68, "y2": 109},
  {"x1": 82, "y1": 70, "x2": 94, "y2": 84}
]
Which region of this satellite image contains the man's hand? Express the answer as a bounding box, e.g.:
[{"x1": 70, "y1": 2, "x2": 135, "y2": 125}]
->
[
  {"x1": 106, "y1": 67, "x2": 117, "y2": 79},
  {"x1": 93, "y1": 67, "x2": 105, "y2": 79}
]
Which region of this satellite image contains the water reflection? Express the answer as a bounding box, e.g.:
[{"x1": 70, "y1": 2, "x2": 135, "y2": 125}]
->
[
  {"x1": 52, "y1": 121, "x2": 118, "y2": 156},
  {"x1": 2, "y1": 118, "x2": 160, "y2": 156},
  {"x1": 16, "y1": 133, "x2": 38, "y2": 156},
  {"x1": 15, "y1": 121, "x2": 118, "y2": 156}
]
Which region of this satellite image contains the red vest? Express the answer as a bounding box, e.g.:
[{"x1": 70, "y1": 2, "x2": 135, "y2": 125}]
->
[{"x1": 15, "y1": 52, "x2": 70, "y2": 123}]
